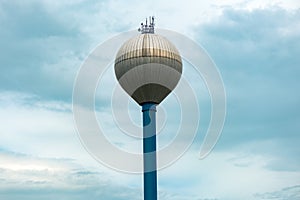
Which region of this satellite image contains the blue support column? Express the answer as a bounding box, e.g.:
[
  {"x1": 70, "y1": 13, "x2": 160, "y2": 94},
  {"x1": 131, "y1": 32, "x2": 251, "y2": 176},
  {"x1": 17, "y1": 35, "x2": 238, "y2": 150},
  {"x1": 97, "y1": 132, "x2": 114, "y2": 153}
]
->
[{"x1": 142, "y1": 102, "x2": 157, "y2": 200}]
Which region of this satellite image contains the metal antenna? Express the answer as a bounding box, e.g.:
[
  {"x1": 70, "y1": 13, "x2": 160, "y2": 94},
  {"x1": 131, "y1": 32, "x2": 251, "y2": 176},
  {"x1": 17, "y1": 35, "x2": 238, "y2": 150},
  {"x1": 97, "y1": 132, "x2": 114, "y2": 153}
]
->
[{"x1": 138, "y1": 16, "x2": 155, "y2": 34}]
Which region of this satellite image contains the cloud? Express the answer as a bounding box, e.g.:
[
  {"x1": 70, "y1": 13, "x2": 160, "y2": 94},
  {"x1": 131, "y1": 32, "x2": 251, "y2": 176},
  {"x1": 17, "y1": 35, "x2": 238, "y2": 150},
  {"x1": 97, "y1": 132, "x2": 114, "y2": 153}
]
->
[
  {"x1": 193, "y1": 7, "x2": 300, "y2": 149},
  {"x1": 0, "y1": 148, "x2": 227, "y2": 200},
  {"x1": 0, "y1": 1, "x2": 84, "y2": 101},
  {"x1": 0, "y1": 91, "x2": 92, "y2": 166},
  {"x1": 0, "y1": 148, "x2": 143, "y2": 200},
  {"x1": 189, "y1": 7, "x2": 300, "y2": 183},
  {"x1": 254, "y1": 185, "x2": 300, "y2": 200},
  {"x1": 0, "y1": 0, "x2": 128, "y2": 102},
  {"x1": 158, "y1": 149, "x2": 300, "y2": 200}
]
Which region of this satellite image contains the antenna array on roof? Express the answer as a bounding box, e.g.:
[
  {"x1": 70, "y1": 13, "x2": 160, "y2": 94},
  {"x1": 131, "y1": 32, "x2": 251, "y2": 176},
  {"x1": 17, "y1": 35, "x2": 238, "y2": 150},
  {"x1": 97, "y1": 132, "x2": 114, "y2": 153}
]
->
[{"x1": 138, "y1": 16, "x2": 155, "y2": 34}]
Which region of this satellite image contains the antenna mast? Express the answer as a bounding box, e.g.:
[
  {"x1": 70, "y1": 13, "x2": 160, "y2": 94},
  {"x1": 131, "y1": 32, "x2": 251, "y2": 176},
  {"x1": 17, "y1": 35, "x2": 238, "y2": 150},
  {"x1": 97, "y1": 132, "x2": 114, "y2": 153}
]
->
[{"x1": 138, "y1": 16, "x2": 155, "y2": 34}]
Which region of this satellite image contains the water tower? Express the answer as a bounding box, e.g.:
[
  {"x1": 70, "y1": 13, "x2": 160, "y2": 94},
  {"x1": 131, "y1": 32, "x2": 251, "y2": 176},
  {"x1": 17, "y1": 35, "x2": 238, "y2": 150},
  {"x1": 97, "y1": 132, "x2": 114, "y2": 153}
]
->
[{"x1": 114, "y1": 17, "x2": 182, "y2": 200}]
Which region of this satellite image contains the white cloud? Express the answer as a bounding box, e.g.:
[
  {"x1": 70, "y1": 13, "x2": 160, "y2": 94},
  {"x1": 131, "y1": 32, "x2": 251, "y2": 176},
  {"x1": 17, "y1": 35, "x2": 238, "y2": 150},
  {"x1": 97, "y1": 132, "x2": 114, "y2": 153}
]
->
[
  {"x1": 0, "y1": 92, "x2": 86, "y2": 161},
  {"x1": 159, "y1": 148, "x2": 300, "y2": 200},
  {"x1": 0, "y1": 149, "x2": 143, "y2": 200}
]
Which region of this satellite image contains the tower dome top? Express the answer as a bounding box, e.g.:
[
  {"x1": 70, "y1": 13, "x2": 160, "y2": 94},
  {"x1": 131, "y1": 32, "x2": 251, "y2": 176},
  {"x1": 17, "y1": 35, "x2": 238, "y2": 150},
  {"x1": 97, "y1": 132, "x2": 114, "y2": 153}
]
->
[{"x1": 115, "y1": 34, "x2": 182, "y2": 77}]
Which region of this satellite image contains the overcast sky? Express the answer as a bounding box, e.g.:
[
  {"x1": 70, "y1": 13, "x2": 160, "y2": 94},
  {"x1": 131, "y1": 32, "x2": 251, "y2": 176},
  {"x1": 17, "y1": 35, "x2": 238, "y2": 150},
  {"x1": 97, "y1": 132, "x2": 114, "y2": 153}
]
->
[{"x1": 0, "y1": 0, "x2": 300, "y2": 200}]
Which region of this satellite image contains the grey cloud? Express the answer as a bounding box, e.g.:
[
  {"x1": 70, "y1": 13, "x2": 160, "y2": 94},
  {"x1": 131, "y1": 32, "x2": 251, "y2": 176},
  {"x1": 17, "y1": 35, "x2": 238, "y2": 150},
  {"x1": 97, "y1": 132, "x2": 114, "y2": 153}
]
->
[
  {"x1": 254, "y1": 185, "x2": 300, "y2": 200},
  {"x1": 0, "y1": 0, "x2": 134, "y2": 103},
  {"x1": 0, "y1": 1, "x2": 87, "y2": 101},
  {"x1": 190, "y1": 7, "x2": 300, "y2": 174},
  {"x1": 193, "y1": 7, "x2": 300, "y2": 145}
]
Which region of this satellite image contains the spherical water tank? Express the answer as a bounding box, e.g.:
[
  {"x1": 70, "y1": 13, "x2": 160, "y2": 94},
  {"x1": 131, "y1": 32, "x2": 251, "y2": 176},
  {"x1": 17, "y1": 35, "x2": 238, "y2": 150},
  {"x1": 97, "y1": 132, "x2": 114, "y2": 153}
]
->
[{"x1": 114, "y1": 33, "x2": 182, "y2": 105}]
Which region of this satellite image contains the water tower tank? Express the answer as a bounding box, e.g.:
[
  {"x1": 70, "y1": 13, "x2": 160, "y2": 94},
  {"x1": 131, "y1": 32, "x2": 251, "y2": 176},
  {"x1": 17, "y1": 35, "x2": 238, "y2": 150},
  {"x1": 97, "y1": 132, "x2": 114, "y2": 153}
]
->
[{"x1": 114, "y1": 28, "x2": 182, "y2": 105}]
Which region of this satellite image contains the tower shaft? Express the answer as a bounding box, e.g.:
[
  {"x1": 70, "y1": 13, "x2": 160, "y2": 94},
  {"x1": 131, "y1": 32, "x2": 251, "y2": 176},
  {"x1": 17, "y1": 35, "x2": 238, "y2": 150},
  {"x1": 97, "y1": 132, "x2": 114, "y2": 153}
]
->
[{"x1": 142, "y1": 103, "x2": 157, "y2": 200}]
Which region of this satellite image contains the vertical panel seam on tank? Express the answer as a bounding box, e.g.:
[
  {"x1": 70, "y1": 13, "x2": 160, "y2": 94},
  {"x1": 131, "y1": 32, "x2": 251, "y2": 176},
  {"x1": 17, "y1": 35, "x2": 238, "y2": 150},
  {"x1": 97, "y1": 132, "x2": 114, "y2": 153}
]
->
[
  {"x1": 129, "y1": 38, "x2": 133, "y2": 67},
  {"x1": 137, "y1": 34, "x2": 144, "y2": 96},
  {"x1": 165, "y1": 37, "x2": 175, "y2": 88},
  {"x1": 161, "y1": 36, "x2": 169, "y2": 75},
  {"x1": 141, "y1": 34, "x2": 146, "y2": 88},
  {"x1": 142, "y1": 34, "x2": 146, "y2": 57},
  {"x1": 156, "y1": 34, "x2": 163, "y2": 73},
  {"x1": 145, "y1": 34, "x2": 151, "y2": 101},
  {"x1": 149, "y1": 34, "x2": 155, "y2": 99},
  {"x1": 123, "y1": 38, "x2": 131, "y2": 78},
  {"x1": 117, "y1": 40, "x2": 129, "y2": 80},
  {"x1": 131, "y1": 34, "x2": 138, "y2": 70},
  {"x1": 133, "y1": 34, "x2": 140, "y2": 68},
  {"x1": 138, "y1": 34, "x2": 143, "y2": 60},
  {"x1": 137, "y1": 35, "x2": 144, "y2": 94},
  {"x1": 141, "y1": 34, "x2": 148, "y2": 102},
  {"x1": 153, "y1": 35, "x2": 160, "y2": 99}
]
